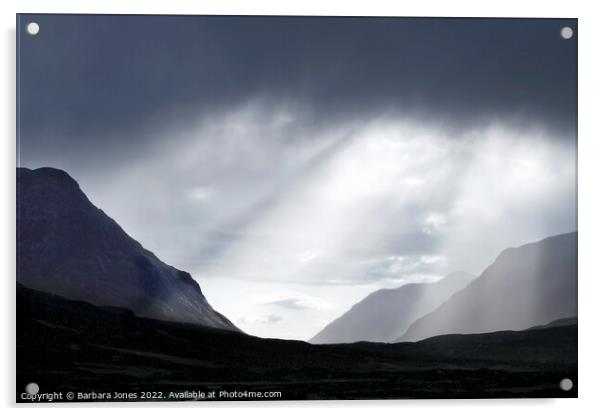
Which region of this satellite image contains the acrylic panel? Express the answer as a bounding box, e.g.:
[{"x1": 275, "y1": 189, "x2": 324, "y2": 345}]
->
[{"x1": 16, "y1": 14, "x2": 577, "y2": 402}]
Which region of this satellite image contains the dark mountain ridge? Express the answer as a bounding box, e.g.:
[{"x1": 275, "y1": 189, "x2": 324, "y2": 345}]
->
[{"x1": 16, "y1": 167, "x2": 237, "y2": 331}]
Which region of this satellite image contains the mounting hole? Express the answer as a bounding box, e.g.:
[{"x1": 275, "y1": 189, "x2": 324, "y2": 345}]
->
[
  {"x1": 560, "y1": 26, "x2": 573, "y2": 40},
  {"x1": 25, "y1": 382, "x2": 39, "y2": 395},
  {"x1": 559, "y1": 378, "x2": 573, "y2": 391},
  {"x1": 26, "y1": 22, "x2": 40, "y2": 36}
]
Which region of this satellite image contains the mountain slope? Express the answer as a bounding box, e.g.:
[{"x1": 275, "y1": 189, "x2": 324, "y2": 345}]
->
[
  {"x1": 528, "y1": 317, "x2": 577, "y2": 330},
  {"x1": 397, "y1": 232, "x2": 577, "y2": 342},
  {"x1": 310, "y1": 271, "x2": 474, "y2": 343},
  {"x1": 16, "y1": 167, "x2": 238, "y2": 331}
]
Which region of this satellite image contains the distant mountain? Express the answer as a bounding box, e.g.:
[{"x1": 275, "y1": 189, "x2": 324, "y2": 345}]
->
[
  {"x1": 528, "y1": 317, "x2": 577, "y2": 330},
  {"x1": 17, "y1": 167, "x2": 238, "y2": 331},
  {"x1": 397, "y1": 232, "x2": 577, "y2": 342},
  {"x1": 310, "y1": 271, "x2": 474, "y2": 344}
]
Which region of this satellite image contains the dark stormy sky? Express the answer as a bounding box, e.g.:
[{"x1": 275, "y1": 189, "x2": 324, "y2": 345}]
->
[{"x1": 17, "y1": 15, "x2": 577, "y2": 339}]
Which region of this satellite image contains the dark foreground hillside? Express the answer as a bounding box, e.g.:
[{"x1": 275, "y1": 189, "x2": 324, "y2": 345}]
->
[{"x1": 17, "y1": 284, "x2": 577, "y2": 402}]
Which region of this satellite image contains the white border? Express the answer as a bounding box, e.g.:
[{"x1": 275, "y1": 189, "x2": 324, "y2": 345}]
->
[{"x1": 2, "y1": 1, "x2": 601, "y2": 415}]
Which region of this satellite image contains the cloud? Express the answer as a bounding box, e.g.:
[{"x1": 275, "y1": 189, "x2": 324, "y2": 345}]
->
[
  {"x1": 38, "y1": 105, "x2": 573, "y2": 289},
  {"x1": 259, "y1": 293, "x2": 332, "y2": 311},
  {"x1": 237, "y1": 313, "x2": 283, "y2": 326},
  {"x1": 422, "y1": 213, "x2": 448, "y2": 235},
  {"x1": 365, "y1": 255, "x2": 447, "y2": 282},
  {"x1": 19, "y1": 15, "x2": 576, "y2": 166},
  {"x1": 137, "y1": 111, "x2": 568, "y2": 285},
  {"x1": 185, "y1": 186, "x2": 214, "y2": 202}
]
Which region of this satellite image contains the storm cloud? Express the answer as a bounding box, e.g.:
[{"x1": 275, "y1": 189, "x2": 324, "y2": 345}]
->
[{"x1": 18, "y1": 15, "x2": 576, "y2": 164}]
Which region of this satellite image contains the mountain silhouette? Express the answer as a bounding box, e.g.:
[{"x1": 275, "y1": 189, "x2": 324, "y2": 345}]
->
[
  {"x1": 16, "y1": 167, "x2": 238, "y2": 331},
  {"x1": 310, "y1": 271, "x2": 474, "y2": 343},
  {"x1": 527, "y1": 316, "x2": 577, "y2": 330},
  {"x1": 397, "y1": 232, "x2": 577, "y2": 342}
]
